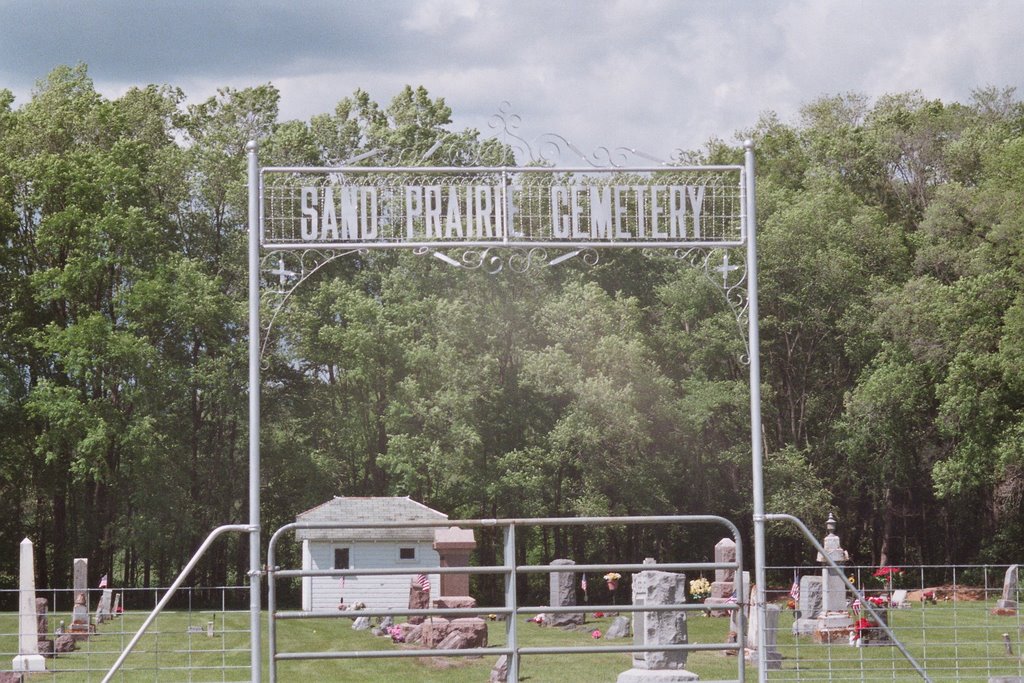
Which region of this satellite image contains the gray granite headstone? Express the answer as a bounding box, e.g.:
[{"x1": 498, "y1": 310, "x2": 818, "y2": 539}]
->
[
  {"x1": 616, "y1": 564, "x2": 697, "y2": 682},
  {"x1": 95, "y1": 589, "x2": 113, "y2": 624},
  {"x1": 729, "y1": 571, "x2": 751, "y2": 638},
  {"x1": 606, "y1": 615, "x2": 631, "y2": 639},
  {"x1": 745, "y1": 603, "x2": 782, "y2": 669},
  {"x1": 997, "y1": 565, "x2": 1019, "y2": 611},
  {"x1": 547, "y1": 559, "x2": 584, "y2": 627},
  {"x1": 792, "y1": 575, "x2": 822, "y2": 635},
  {"x1": 813, "y1": 513, "x2": 852, "y2": 637}
]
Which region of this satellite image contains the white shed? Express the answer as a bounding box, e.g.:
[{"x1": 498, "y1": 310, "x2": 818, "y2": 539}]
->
[{"x1": 295, "y1": 496, "x2": 449, "y2": 611}]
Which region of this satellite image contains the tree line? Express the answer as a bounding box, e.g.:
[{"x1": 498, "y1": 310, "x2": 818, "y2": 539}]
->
[{"x1": 2, "y1": 65, "x2": 1023, "y2": 600}]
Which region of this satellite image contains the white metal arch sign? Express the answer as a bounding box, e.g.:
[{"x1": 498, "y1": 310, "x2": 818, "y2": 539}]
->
[
  {"x1": 260, "y1": 165, "x2": 747, "y2": 250},
  {"x1": 245, "y1": 139, "x2": 767, "y2": 681}
]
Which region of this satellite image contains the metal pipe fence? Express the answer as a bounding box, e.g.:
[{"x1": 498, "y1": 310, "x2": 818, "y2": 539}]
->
[
  {"x1": 7, "y1": 558, "x2": 1022, "y2": 680},
  {"x1": 0, "y1": 585, "x2": 251, "y2": 681},
  {"x1": 763, "y1": 563, "x2": 1024, "y2": 682},
  {"x1": 267, "y1": 514, "x2": 746, "y2": 683}
]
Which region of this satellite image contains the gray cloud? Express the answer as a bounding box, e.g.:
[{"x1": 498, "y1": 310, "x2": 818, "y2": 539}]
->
[{"x1": 2, "y1": 0, "x2": 1023, "y2": 156}]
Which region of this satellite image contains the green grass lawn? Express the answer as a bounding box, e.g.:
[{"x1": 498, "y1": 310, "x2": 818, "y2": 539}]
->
[
  {"x1": 3, "y1": 600, "x2": 1024, "y2": 682},
  {"x1": 0, "y1": 609, "x2": 741, "y2": 682}
]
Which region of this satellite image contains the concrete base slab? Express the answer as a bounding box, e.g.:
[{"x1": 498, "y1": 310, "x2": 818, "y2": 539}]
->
[{"x1": 616, "y1": 668, "x2": 700, "y2": 682}]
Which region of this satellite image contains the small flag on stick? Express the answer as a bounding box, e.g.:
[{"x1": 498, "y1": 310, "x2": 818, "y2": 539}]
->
[
  {"x1": 99, "y1": 574, "x2": 108, "y2": 589},
  {"x1": 414, "y1": 574, "x2": 430, "y2": 593}
]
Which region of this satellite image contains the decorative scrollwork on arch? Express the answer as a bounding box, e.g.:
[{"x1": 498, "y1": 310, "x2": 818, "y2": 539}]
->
[
  {"x1": 258, "y1": 249, "x2": 364, "y2": 364},
  {"x1": 487, "y1": 101, "x2": 669, "y2": 169},
  {"x1": 645, "y1": 247, "x2": 751, "y2": 364},
  {"x1": 420, "y1": 246, "x2": 603, "y2": 273}
]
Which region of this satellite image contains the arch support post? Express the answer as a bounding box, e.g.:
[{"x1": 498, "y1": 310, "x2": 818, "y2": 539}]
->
[{"x1": 247, "y1": 140, "x2": 263, "y2": 683}]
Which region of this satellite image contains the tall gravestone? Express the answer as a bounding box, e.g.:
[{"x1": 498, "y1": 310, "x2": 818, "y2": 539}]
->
[
  {"x1": 546, "y1": 559, "x2": 584, "y2": 627},
  {"x1": 813, "y1": 513, "x2": 852, "y2": 641},
  {"x1": 12, "y1": 538, "x2": 45, "y2": 672},
  {"x1": 616, "y1": 560, "x2": 697, "y2": 683},
  {"x1": 728, "y1": 571, "x2": 751, "y2": 641},
  {"x1": 704, "y1": 538, "x2": 736, "y2": 617},
  {"x1": 745, "y1": 603, "x2": 782, "y2": 669},
  {"x1": 69, "y1": 558, "x2": 91, "y2": 638},
  {"x1": 995, "y1": 565, "x2": 1019, "y2": 614}
]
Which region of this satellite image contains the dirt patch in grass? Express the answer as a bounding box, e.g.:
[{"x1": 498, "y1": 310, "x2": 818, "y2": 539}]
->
[{"x1": 906, "y1": 585, "x2": 987, "y2": 602}]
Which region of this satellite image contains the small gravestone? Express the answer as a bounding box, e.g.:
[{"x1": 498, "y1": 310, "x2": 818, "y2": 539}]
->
[
  {"x1": 607, "y1": 615, "x2": 631, "y2": 639},
  {"x1": 729, "y1": 571, "x2": 751, "y2": 641},
  {"x1": 351, "y1": 616, "x2": 371, "y2": 631},
  {"x1": 36, "y1": 598, "x2": 53, "y2": 659},
  {"x1": 995, "y1": 565, "x2": 1019, "y2": 614},
  {"x1": 704, "y1": 538, "x2": 737, "y2": 617},
  {"x1": 547, "y1": 559, "x2": 584, "y2": 627},
  {"x1": 616, "y1": 560, "x2": 697, "y2": 682},
  {"x1": 408, "y1": 580, "x2": 429, "y2": 625},
  {"x1": 489, "y1": 654, "x2": 509, "y2": 682},
  {"x1": 745, "y1": 603, "x2": 782, "y2": 669},
  {"x1": 69, "y1": 592, "x2": 91, "y2": 640},
  {"x1": 54, "y1": 634, "x2": 77, "y2": 654},
  {"x1": 12, "y1": 538, "x2": 45, "y2": 672},
  {"x1": 95, "y1": 589, "x2": 113, "y2": 624},
  {"x1": 792, "y1": 575, "x2": 823, "y2": 635}
]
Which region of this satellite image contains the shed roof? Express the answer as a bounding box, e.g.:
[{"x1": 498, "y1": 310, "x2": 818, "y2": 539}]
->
[{"x1": 294, "y1": 496, "x2": 449, "y2": 542}]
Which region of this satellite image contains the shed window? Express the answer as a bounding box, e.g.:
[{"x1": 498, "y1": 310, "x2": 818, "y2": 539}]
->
[
  {"x1": 334, "y1": 548, "x2": 350, "y2": 569},
  {"x1": 398, "y1": 547, "x2": 416, "y2": 560}
]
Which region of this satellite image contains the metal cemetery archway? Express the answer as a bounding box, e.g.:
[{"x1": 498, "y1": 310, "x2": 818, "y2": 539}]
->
[{"x1": 245, "y1": 124, "x2": 766, "y2": 682}]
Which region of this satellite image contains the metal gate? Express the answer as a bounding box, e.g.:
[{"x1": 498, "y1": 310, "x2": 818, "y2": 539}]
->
[{"x1": 267, "y1": 514, "x2": 747, "y2": 682}]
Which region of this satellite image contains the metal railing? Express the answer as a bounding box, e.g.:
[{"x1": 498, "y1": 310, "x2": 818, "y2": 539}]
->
[
  {"x1": 101, "y1": 524, "x2": 254, "y2": 682},
  {"x1": 759, "y1": 560, "x2": 1024, "y2": 683},
  {"x1": 267, "y1": 514, "x2": 746, "y2": 683}
]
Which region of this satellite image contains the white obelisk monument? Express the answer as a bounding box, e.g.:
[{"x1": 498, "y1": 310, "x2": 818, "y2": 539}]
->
[{"x1": 12, "y1": 538, "x2": 45, "y2": 671}]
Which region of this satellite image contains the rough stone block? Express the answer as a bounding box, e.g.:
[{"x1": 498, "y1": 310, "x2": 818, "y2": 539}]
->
[
  {"x1": 433, "y1": 595, "x2": 477, "y2": 610},
  {"x1": 422, "y1": 617, "x2": 451, "y2": 647},
  {"x1": 448, "y1": 617, "x2": 488, "y2": 648}
]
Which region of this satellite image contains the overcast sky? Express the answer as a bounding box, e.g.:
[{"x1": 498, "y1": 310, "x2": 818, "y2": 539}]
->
[{"x1": 2, "y1": 0, "x2": 1023, "y2": 158}]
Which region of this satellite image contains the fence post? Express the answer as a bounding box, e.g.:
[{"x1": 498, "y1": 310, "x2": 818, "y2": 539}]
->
[{"x1": 504, "y1": 523, "x2": 519, "y2": 682}]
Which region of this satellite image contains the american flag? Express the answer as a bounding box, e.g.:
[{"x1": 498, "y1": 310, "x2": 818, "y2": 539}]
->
[
  {"x1": 789, "y1": 580, "x2": 799, "y2": 602},
  {"x1": 99, "y1": 574, "x2": 108, "y2": 589},
  {"x1": 581, "y1": 574, "x2": 588, "y2": 595},
  {"x1": 414, "y1": 574, "x2": 430, "y2": 592}
]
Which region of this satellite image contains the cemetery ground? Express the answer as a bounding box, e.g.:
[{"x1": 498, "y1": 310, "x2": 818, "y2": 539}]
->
[{"x1": 4, "y1": 596, "x2": 1024, "y2": 681}]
